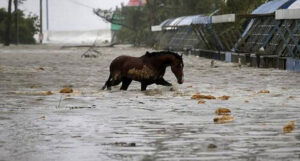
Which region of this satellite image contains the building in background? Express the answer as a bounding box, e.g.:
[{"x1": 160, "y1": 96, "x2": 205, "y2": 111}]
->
[{"x1": 127, "y1": 0, "x2": 147, "y2": 7}]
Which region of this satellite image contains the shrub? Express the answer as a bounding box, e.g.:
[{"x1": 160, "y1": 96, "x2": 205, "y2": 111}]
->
[{"x1": 0, "y1": 8, "x2": 39, "y2": 44}]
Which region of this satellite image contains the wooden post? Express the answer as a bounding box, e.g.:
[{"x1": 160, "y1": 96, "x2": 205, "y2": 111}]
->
[
  {"x1": 46, "y1": 0, "x2": 49, "y2": 31},
  {"x1": 39, "y1": 0, "x2": 43, "y2": 43},
  {"x1": 4, "y1": 0, "x2": 12, "y2": 46},
  {"x1": 14, "y1": 0, "x2": 19, "y2": 44}
]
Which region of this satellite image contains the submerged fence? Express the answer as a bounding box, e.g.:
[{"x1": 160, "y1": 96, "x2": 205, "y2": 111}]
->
[
  {"x1": 152, "y1": 8, "x2": 300, "y2": 71},
  {"x1": 153, "y1": 14, "x2": 242, "y2": 52},
  {"x1": 235, "y1": 12, "x2": 300, "y2": 59}
]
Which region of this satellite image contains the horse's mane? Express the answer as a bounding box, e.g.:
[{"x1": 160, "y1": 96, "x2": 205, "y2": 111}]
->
[{"x1": 142, "y1": 51, "x2": 182, "y2": 60}]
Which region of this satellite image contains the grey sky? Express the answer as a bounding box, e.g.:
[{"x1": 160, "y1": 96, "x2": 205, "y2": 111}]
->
[{"x1": 0, "y1": 0, "x2": 127, "y2": 31}]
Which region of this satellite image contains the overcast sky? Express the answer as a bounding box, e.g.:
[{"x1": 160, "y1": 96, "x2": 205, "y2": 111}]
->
[{"x1": 0, "y1": 0, "x2": 128, "y2": 31}]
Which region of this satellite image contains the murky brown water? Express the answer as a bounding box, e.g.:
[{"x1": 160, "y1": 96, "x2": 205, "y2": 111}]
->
[{"x1": 0, "y1": 45, "x2": 300, "y2": 161}]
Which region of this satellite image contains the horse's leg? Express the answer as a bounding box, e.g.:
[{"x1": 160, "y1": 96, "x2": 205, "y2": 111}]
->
[
  {"x1": 104, "y1": 78, "x2": 121, "y2": 90},
  {"x1": 102, "y1": 74, "x2": 112, "y2": 90},
  {"x1": 155, "y1": 78, "x2": 172, "y2": 86},
  {"x1": 120, "y1": 78, "x2": 132, "y2": 90},
  {"x1": 111, "y1": 79, "x2": 121, "y2": 86},
  {"x1": 106, "y1": 79, "x2": 112, "y2": 90},
  {"x1": 105, "y1": 71, "x2": 122, "y2": 90},
  {"x1": 141, "y1": 82, "x2": 148, "y2": 91}
]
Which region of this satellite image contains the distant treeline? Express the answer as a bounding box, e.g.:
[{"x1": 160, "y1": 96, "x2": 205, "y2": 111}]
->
[
  {"x1": 0, "y1": 8, "x2": 38, "y2": 44},
  {"x1": 115, "y1": 0, "x2": 268, "y2": 46}
]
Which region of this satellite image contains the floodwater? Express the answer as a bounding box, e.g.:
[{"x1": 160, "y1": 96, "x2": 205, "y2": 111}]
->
[{"x1": 0, "y1": 45, "x2": 299, "y2": 161}]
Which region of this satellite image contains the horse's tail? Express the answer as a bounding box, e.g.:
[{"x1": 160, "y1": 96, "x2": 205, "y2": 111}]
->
[{"x1": 102, "y1": 74, "x2": 112, "y2": 90}]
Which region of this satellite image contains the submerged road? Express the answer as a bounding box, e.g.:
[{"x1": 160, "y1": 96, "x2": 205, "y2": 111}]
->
[{"x1": 0, "y1": 45, "x2": 299, "y2": 161}]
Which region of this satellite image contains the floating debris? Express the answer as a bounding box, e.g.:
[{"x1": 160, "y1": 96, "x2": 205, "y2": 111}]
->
[
  {"x1": 44, "y1": 91, "x2": 53, "y2": 95},
  {"x1": 218, "y1": 95, "x2": 230, "y2": 100},
  {"x1": 60, "y1": 87, "x2": 73, "y2": 93},
  {"x1": 113, "y1": 142, "x2": 136, "y2": 147},
  {"x1": 207, "y1": 144, "x2": 217, "y2": 149},
  {"x1": 258, "y1": 90, "x2": 270, "y2": 94},
  {"x1": 29, "y1": 84, "x2": 42, "y2": 88},
  {"x1": 68, "y1": 105, "x2": 96, "y2": 110},
  {"x1": 215, "y1": 108, "x2": 231, "y2": 115},
  {"x1": 37, "y1": 67, "x2": 45, "y2": 71},
  {"x1": 191, "y1": 93, "x2": 216, "y2": 100},
  {"x1": 38, "y1": 116, "x2": 46, "y2": 120},
  {"x1": 214, "y1": 115, "x2": 234, "y2": 124},
  {"x1": 283, "y1": 121, "x2": 296, "y2": 133},
  {"x1": 81, "y1": 48, "x2": 102, "y2": 58},
  {"x1": 198, "y1": 100, "x2": 206, "y2": 104},
  {"x1": 10, "y1": 91, "x2": 53, "y2": 96}
]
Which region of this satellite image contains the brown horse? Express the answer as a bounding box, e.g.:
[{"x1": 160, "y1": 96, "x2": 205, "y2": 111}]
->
[{"x1": 102, "y1": 51, "x2": 184, "y2": 91}]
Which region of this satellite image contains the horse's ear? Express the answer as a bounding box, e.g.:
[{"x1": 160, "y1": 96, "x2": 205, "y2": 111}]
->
[{"x1": 180, "y1": 53, "x2": 183, "y2": 57}]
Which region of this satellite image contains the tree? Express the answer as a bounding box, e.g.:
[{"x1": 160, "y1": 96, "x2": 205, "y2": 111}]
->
[
  {"x1": 0, "y1": 7, "x2": 38, "y2": 44},
  {"x1": 221, "y1": 0, "x2": 267, "y2": 14},
  {"x1": 108, "y1": 0, "x2": 267, "y2": 47}
]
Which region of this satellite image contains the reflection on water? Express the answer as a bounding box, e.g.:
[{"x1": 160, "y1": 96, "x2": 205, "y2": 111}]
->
[{"x1": 0, "y1": 45, "x2": 299, "y2": 161}]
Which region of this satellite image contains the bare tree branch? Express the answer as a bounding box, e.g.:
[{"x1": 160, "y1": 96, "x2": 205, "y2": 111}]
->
[{"x1": 93, "y1": 8, "x2": 135, "y2": 30}]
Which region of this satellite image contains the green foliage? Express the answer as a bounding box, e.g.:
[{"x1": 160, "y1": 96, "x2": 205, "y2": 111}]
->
[
  {"x1": 116, "y1": 0, "x2": 267, "y2": 47},
  {"x1": 0, "y1": 8, "x2": 38, "y2": 44},
  {"x1": 222, "y1": 0, "x2": 267, "y2": 14},
  {"x1": 116, "y1": 6, "x2": 151, "y2": 46}
]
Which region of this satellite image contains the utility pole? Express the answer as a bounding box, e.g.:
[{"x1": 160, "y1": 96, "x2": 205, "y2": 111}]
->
[
  {"x1": 14, "y1": 0, "x2": 19, "y2": 45},
  {"x1": 4, "y1": 0, "x2": 13, "y2": 46},
  {"x1": 46, "y1": 0, "x2": 49, "y2": 31},
  {"x1": 39, "y1": 0, "x2": 43, "y2": 43}
]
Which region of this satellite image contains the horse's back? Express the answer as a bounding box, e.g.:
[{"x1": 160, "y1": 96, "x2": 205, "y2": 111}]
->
[
  {"x1": 110, "y1": 55, "x2": 142, "y2": 72},
  {"x1": 109, "y1": 55, "x2": 127, "y2": 68}
]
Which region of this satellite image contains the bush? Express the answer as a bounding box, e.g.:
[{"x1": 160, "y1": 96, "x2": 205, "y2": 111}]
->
[{"x1": 0, "y1": 8, "x2": 38, "y2": 44}]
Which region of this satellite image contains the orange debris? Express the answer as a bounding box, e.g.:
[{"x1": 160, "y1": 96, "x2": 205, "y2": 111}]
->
[
  {"x1": 215, "y1": 108, "x2": 231, "y2": 115},
  {"x1": 259, "y1": 90, "x2": 270, "y2": 94},
  {"x1": 283, "y1": 121, "x2": 296, "y2": 133},
  {"x1": 198, "y1": 100, "x2": 206, "y2": 104},
  {"x1": 213, "y1": 115, "x2": 234, "y2": 124},
  {"x1": 191, "y1": 94, "x2": 216, "y2": 100},
  {"x1": 218, "y1": 95, "x2": 230, "y2": 100},
  {"x1": 60, "y1": 87, "x2": 73, "y2": 93}
]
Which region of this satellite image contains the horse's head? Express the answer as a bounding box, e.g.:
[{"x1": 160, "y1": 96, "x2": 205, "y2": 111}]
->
[
  {"x1": 168, "y1": 51, "x2": 184, "y2": 84},
  {"x1": 143, "y1": 50, "x2": 184, "y2": 84}
]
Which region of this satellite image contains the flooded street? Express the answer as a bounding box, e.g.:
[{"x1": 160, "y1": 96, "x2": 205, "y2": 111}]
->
[{"x1": 0, "y1": 45, "x2": 300, "y2": 161}]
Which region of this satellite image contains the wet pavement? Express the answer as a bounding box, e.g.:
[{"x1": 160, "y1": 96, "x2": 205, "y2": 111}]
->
[{"x1": 0, "y1": 45, "x2": 300, "y2": 161}]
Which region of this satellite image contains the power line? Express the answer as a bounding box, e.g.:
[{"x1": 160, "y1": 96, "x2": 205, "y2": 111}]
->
[{"x1": 67, "y1": 0, "x2": 94, "y2": 9}]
